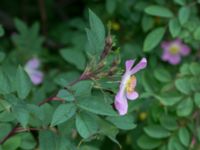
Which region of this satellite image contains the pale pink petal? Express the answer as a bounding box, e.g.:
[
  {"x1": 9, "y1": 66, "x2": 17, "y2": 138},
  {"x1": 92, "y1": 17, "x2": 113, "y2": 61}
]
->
[
  {"x1": 180, "y1": 45, "x2": 190, "y2": 56},
  {"x1": 131, "y1": 58, "x2": 147, "y2": 74},
  {"x1": 114, "y1": 89, "x2": 128, "y2": 116},
  {"x1": 162, "y1": 51, "x2": 171, "y2": 61},
  {"x1": 29, "y1": 70, "x2": 43, "y2": 85},
  {"x1": 125, "y1": 60, "x2": 135, "y2": 71},
  {"x1": 25, "y1": 58, "x2": 40, "y2": 70},
  {"x1": 119, "y1": 71, "x2": 131, "y2": 90},
  {"x1": 173, "y1": 38, "x2": 181, "y2": 45},
  {"x1": 168, "y1": 55, "x2": 181, "y2": 65},
  {"x1": 126, "y1": 91, "x2": 139, "y2": 100},
  {"x1": 161, "y1": 41, "x2": 170, "y2": 49}
]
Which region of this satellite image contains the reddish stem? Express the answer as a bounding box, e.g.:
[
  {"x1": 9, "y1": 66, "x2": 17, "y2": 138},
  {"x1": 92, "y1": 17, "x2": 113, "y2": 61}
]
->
[
  {"x1": 15, "y1": 127, "x2": 41, "y2": 132},
  {"x1": 38, "y1": 96, "x2": 64, "y2": 106},
  {"x1": 0, "y1": 123, "x2": 19, "y2": 144}
]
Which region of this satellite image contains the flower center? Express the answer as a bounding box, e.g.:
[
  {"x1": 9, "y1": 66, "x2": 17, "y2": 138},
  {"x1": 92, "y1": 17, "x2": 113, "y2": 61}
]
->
[
  {"x1": 169, "y1": 44, "x2": 180, "y2": 55},
  {"x1": 126, "y1": 75, "x2": 136, "y2": 93}
]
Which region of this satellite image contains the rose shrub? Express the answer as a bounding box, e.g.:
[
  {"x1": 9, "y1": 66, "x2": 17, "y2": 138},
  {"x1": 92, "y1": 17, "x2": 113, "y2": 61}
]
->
[{"x1": 0, "y1": 0, "x2": 200, "y2": 149}]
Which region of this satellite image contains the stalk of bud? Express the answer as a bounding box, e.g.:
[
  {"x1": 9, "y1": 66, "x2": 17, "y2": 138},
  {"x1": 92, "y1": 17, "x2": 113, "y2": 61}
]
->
[{"x1": 100, "y1": 35, "x2": 112, "y2": 60}]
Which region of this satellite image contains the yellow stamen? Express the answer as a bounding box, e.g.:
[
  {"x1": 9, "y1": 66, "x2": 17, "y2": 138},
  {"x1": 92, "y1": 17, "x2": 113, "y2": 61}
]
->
[
  {"x1": 126, "y1": 76, "x2": 136, "y2": 93},
  {"x1": 169, "y1": 44, "x2": 180, "y2": 55}
]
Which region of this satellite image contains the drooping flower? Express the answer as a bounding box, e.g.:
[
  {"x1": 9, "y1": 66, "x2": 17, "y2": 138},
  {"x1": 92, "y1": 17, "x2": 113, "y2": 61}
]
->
[
  {"x1": 24, "y1": 58, "x2": 44, "y2": 85},
  {"x1": 114, "y1": 58, "x2": 147, "y2": 115},
  {"x1": 161, "y1": 39, "x2": 190, "y2": 65}
]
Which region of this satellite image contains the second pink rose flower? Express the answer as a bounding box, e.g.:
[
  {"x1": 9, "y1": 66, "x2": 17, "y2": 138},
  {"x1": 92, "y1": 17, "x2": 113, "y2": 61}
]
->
[{"x1": 161, "y1": 39, "x2": 190, "y2": 65}]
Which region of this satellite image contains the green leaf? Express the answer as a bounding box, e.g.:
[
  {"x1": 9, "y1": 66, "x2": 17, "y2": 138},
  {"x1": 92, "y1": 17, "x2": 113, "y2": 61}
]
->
[
  {"x1": 75, "y1": 112, "x2": 98, "y2": 138},
  {"x1": 4, "y1": 94, "x2": 19, "y2": 106},
  {"x1": 178, "y1": 6, "x2": 190, "y2": 25},
  {"x1": 15, "y1": 66, "x2": 32, "y2": 99},
  {"x1": 19, "y1": 133, "x2": 36, "y2": 150},
  {"x1": 168, "y1": 136, "x2": 185, "y2": 150},
  {"x1": 144, "y1": 125, "x2": 171, "y2": 139},
  {"x1": 41, "y1": 104, "x2": 54, "y2": 126},
  {"x1": 12, "y1": 104, "x2": 30, "y2": 128},
  {"x1": 57, "y1": 137, "x2": 75, "y2": 150},
  {"x1": 2, "y1": 136, "x2": 21, "y2": 150},
  {"x1": 51, "y1": 103, "x2": 76, "y2": 126},
  {"x1": 86, "y1": 9, "x2": 105, "y2": 55},
  {"x1": 57, "y1": 89, "x2": 74, "y2": 102},
  {"x1": 86, "y1": 29, "x2": 100, "y2": 55},
  {"x1": 60, "y1": 48, "x2": 86, "y2": 70},
  {"x1": 0, "y1": 52, "x2": 5, "y2": 63},
  {"x1": 154, "y1": 95, "x2": 182, "y2": 106},
  {"x1": 145, "y1": 5, "x2": 173, "y2": 18},
  {"x1": 137, "y1": 135, "x2": 162, "y2": 149},
  {"x1": 189, "y1": 77, "x2": 200, "y2": 91},
  {"x1": 174, "y1": 0, "x2": 186, "y2": 5},
  {"x1": 15, "y1": 18, "x2": 28, "y2": 34},
  {"x1": 54, "y1": 71, "x2": 80, "y2": 87},
  {"x1": 89, "y1": 9, "x2": 105, "y2": 47},
  {"x1": 72, "y1": 80, "x2": 93, "y2": 97},
  {"x1": 13, "y1": 19, "x2": 43, "y2": 53},
  {"x1": 175, "y1": 78, "x2": 191, "y2": 95},
  {"x1": 143, "y1": 27, "x2": 166, "y2": 52},
  {"x1": 160, "y1": 115, "x2": 178, "y2": 131},
  {"x1": 154, "y1": 68, "x2": 172, "y2": 82},
  {"x1": 77, "y1": 96, "x2": 118, "y2": 116},
  {"x1": 0, "y1": 123, "x2": 11, "y2": 140},
  {"x1": 193, "y1": 27, "x2": 200, "y2": 40},
  {"x1": 0, "y1": 99, "x2": 11, "y2": 112},
  {"x1": 177, "y1": 97, "x2": 193, "y2": 117},
  {"x1": 26, "y1": 104, "x2": 45, "y2": 127},
  {"x1": 0, "y1": 70, "x2": 12, "y2": 94},
  {"x1": 194, "y1": 93, "x2": 200, "y2": 108},
  {"x1": 0, "y1": 25, "x2": 5, "y2": 37},
  {"x1": 98, "y1": 119, "x2": 120, "y2": 146},
  {"x1": 106, "y1": 115, "x2": 136, "y2": 130},
  {"x1": 180, "y1": 63, "x2": 191, "y2": 75},
  {"x1": 80, "y1": 145, "x2": 99, "y2": 150},
  {"x1": 178, "y1": 127, "x2": 190, "y2": 147},
  {"x1": 142, "y1": 15, "x2": 154, "y2": 32},
  {"x1": 39, "y1": 131, "x2": 72, "y2": 150},
  {"x1": 39, "y1": 131, "x2": 56, "y2": 150},
  {"x1": 169, "y1": 18, "x2": 181, "y2": 37},
  {"x1": 0, "y1": 111, "x2": 15, "y2": 122},
  {"x1": 106, "y1": 0, "x2": 116, "y2": 14},
  {"x1": 190, "y1": 62, "x2": 200, "y2": 75},
  {"x1": 27, "y1": 104, "x2": 45, "y2": 122}
]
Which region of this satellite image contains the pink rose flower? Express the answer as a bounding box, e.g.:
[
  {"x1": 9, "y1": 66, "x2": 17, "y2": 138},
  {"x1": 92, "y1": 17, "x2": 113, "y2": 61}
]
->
[
  {"x1": 24, "y1": 58, "x2": 44, "y2": 85},
  {"x1": 161, "y1": 39, "x2": 190, "y2": 65},
  {"x1": 114, "y1": 58, "x2": 147, "y2": 115}
]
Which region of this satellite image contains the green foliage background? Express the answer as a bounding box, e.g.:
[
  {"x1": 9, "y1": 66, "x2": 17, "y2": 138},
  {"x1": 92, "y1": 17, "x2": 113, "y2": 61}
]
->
[{"x1": 0, "y1": 0, "x2": 200, "y2": 150}]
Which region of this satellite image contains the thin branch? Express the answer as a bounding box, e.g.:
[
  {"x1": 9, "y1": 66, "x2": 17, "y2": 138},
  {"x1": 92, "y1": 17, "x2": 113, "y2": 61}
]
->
[
  {"x1": 0, "y1": 123, "x2": 19, "y2": 144},
  {"x1": 38, "y1": 96, "x2": 64, "y2": 106},
  {"x1": 15, "y1": 127, "x2": 41, "y2": 133}
]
